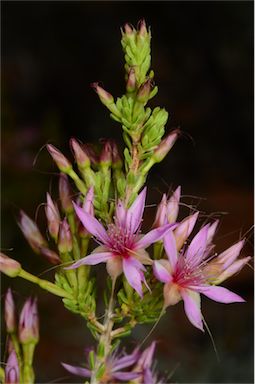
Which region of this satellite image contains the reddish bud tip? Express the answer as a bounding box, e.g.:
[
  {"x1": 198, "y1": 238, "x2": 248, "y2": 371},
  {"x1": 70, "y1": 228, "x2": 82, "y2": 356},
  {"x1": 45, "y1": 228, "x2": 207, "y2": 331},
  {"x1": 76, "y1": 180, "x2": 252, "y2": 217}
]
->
[
  {"x1": 59, "y1": 173, "x2": 73, "y2": 214},
  {"x1": 47, "y1": 144, "x2": 72, "y2": 172},
  {"x1": 137, "y1": 79, "x2": 152, "y2": 103},
  {"x1": 70, "y1": 138, "x2": 90, "y2": 168},
  {"x1": 126, "y1": 67, "x2": 136, "y2": 92},
  {"x1": 40, "y1": 247, "x2": 61, "y2": 265},
  {"x1": 5, "y1": 288, "x2": 16, "y2": 333},
  {"x1": 100, "y1": 139, "x2": 112, "y2": 166},
  {"x1": 124, "y1": 23, "x2": 134, "y2": 35},
  {"x1": 138, "y1": 19, "x2": 147, "y2": 37}
]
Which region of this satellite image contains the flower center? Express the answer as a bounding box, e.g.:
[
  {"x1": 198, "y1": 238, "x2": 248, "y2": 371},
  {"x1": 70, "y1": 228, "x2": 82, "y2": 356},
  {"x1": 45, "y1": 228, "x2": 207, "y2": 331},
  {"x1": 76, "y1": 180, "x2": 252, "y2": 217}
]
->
[
  {"x1": 107, "y1": 224, "x2": 133, "y2": 258},
  {"x1": 172, "y1": 257, "x2": 206, "y2": 288}
]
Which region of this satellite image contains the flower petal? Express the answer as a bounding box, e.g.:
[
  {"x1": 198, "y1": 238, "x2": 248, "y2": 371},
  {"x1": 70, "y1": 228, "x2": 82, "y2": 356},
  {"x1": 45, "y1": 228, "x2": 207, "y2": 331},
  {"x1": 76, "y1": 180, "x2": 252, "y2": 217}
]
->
[
  {"x1": 167, "y1": 185, "x2": 181, "y2": 224},
  {"x1": 164, "y1": 230, "x2": 178, "y2": 269},
  {"x1": 181, "y1": 289, "x2": 204, "y2": 331},
  {"x1": 217, "y1": 240, "x2": 245, "y2": 269},
  {"x1": 115, "y1": 200, "x2": 127, "y2": 228},
  {"x1": 215, "y1": 256, "x2": 251, "y2": 284},
  {"x1": 126, "y1": 187, "x2": 147, "y2": 234},
  {"x1": 206, "y1": 220, "x2": 219, "y2": 245},
  {"x1": 185, "y1": 224, "x2": 209, "y2": 267},
  {"x1": 135, "y1": 223, "x2": 177, "y2": 250},
  {"x1": 62, "y1": 362, "x2": 91, "y2": 378},
  {"x1": 65, "y1": 252, "x2": 112, "y2": 269},
  {"x1": 153, "y1": 261, "x2": 171, "y2": 283},
  {"x1": 123, "y1": 257, "x2": 144, "y2": 297},
  {"x1": 174, "y1": 212, "x2": 198, "y2": 251},
  {"x1": 113, "y1": 349, "x2": 140, "y2": 371},
  {"x1": 112, "y1": 371, "x2": 141, "y2": 381},
  {"x1": 198, "y1": 285, "x2": 245, "y2": 303},
  {"x1": 73, "y1": 202, "x2": 109, "y2": 244}
]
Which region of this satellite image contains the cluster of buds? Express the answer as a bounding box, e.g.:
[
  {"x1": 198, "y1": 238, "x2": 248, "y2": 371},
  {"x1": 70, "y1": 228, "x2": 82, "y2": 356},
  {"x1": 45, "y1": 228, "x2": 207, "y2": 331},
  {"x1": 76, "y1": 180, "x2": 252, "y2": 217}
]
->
[{"x1": 3, "y1": 289, "x2": 39, "y2": 383}]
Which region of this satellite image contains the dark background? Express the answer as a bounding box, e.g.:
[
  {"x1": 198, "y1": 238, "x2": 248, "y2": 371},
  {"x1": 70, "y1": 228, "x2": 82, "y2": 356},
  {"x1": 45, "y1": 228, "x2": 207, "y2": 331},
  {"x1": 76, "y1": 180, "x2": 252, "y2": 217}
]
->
[{"x1": 1, "y1": 1, "x2": 253, "y2": 383}]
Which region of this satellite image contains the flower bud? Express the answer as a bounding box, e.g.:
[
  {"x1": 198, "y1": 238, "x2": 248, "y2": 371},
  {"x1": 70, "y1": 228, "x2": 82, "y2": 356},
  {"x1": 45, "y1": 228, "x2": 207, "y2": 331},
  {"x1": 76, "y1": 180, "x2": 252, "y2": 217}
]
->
[
  {"x1": 111, "y1": 140, "x2": 123, "y2": 169},
  {"x1": 137, "y1": 79, "x2": 152, "y2": 103},
  {"x1": 82, "y1": 187, "x2": 94, "y2": 216},
  {"x1": 138, "y1": 19, "x2": 148, "y2": 38},
  {"x1": 59, "y1": 173, "x2": 73, "y2": 214},
  {"x1": 5, "y1": 289, "x2": 16, "y2": 333},
  {"x1": 100, "y1": 140, "x2": 112, "y2": 167},
  {"x1": 167, "y1": 186, "x2": 181, "y2": 224},
  {"x1": 153, "y1": 130, "x2": 179, "y2": 163},
  {"x1": 19, "y1": 298, "x2": 39, "y2": 345},
  {"x1": 18, "y1": 211, "x2": 47, "y2": 253},
  {"x1": 174, "y1": 212, "x2": 199, "y2": 251},
  {"x1": 126, "y1": 67, "x2": 136, "y2": 92},
  {"x1": 91, "y1": 83, "x2": 114, "y2": 106},
  {"x1": 70, "y1": 138, "x2": 90, "y2": 168},
  {"x1": 5, "y1": 350, "x2": 19, "y2": 384},
  {"x1": 40, "y1": 247, "x2": 61, "y2": 265},
  {"x1": 123, "y1": 23, "x2": 135, "y2": 36},
  {"x1": 45, "y1": 193, "x2": 60, "y2": 241},
  {"x1": 47, "y1": 144, "x2": 72, "y2": 173},
  {"x1": 0, "y1": 253, "x2": 21, "y2": 278},
  {"x1": 58, "y1": 219, "x2": 73, "y2": 253},
  {"x1": 153, "y1": 194, "x2": 167, "y2": 228}
]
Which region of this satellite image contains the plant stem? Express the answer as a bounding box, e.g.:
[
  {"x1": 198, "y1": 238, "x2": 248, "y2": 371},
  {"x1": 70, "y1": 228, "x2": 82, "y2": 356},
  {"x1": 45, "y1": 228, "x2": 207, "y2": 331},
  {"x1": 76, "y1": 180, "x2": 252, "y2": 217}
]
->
[{"x1": 90, "y1": 279, "x2": 116, "y2": 384}]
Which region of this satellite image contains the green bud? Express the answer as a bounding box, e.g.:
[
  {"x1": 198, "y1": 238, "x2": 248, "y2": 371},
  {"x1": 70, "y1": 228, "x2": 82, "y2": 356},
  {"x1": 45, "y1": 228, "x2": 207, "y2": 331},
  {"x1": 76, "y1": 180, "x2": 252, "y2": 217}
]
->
[
  {"x1": 47, "y1": 144, "x2": 72, "y2": 173},
  {"x1": 0, "y1": 253, "x2": 22, "y2": 277}
]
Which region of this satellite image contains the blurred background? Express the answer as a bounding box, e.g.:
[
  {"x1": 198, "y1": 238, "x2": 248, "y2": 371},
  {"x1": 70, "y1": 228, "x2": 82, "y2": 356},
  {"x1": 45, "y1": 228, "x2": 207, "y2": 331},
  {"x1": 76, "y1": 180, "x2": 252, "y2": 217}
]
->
[{"x1": 1, "y1": 1, "x2": 253, "y2": 383}]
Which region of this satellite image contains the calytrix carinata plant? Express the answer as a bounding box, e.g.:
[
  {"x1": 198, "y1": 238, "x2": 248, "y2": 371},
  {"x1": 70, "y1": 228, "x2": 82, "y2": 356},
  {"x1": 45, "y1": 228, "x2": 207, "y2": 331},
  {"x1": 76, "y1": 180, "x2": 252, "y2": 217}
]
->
[{"x1": 1, "y1": 20, "x2": 250, "y2": 384}]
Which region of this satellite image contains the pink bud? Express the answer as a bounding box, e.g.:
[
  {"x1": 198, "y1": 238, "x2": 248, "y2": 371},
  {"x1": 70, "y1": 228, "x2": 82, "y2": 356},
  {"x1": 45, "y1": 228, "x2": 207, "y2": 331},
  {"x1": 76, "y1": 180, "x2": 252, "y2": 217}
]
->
[
  {"x1": 70, "y1": 138, "x2": 90, "y2": 168},
  {"x1": 59, "y1": 173, "x2": 73, "y2": 213},
  {"x1": 47, "y1": 144, "x2": 72, "y2": 172},
  {"x1": 126, "y1": 67, "x2": 136, "y2": 92},
  {"x1": 100, "y1": 140, "x2": 112, "y2": 166},
  {"x1": 0, "y1": 253, "x2": 21, "y2": 277},
  {"x1": 5, "y1": 350, "x2": 19, "y2": 384},
  {"x1": 91, "y1": 83, "x2": 114, "y2": 105},
  {"x1": 153, "y1": 194, "x2": 167, "y2": 228},
  {"x1": 167, "y1": 186, "x2": 181, "y2": 224},
  {"x1": 19, "y1": 298, "x2": 39, "y2": 344},
  {"x1": 40, "y1": 247, "x2": 61, "y2": 265},
  {"x1": 110, "y1": 140, "x2": 123, "y2": 168},
  {"x1": 153, "y1": 130, "x2": 179, "y2": 162},
  {"x1": 82, "y1": 187, "x2": 94, "y2": 216},
  {"x1": 5, "y1": 289, "x2": 16, "y2": 333},
  {"x1": 45, "y1": 193, "x2": 60, "y2": 240},
  {"x1": 58, "y1": 219, "x2": 73, "y2": 253},
  {"x1": 18, "y1": 211, "x2": 47, "y2": 253},
  {"x1": 137, "y1": 79, "x2": 152, "y2": 103},
  {"x1": 174, "y1": 212, "x2": 199, "y2": 251}
]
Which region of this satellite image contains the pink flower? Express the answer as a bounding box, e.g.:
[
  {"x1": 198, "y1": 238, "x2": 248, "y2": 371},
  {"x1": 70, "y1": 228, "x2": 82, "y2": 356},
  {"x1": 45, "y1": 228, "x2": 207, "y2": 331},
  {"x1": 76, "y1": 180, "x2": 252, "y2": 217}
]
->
[
  {"x1": 5, "y1": 350, "x2": 19, "y2": 384},
  {"x1": 67, "y1": 188, "x2": 176, "y2": 297},
  {"x1": 153, "y1": 223, "x2": 250, "y2": 331},
  {"x1": 62, "y1": 347, "x2": 141, "y2": 382}
]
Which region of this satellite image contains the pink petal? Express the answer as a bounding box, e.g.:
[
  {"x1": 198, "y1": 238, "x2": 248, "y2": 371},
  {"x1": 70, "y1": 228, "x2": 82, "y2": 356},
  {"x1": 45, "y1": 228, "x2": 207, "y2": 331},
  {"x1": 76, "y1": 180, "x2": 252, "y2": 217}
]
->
[
  {"x1": 206, "y1": 220, "x2": 219, "y2": 245},
  {"x1": 113, "y1": 349, "x2": 140, "y2": 371},
  {"x1": 112, "y1": 372, "x2": 141, "y2": 381},
  {"x1": 181, "y1": 289, "x2": 204, "y2": 331},
  {"x1": 126, "y1": 187, "x2": 147, "y2": 233},
  {"x1": 198, "y1": 285, "x2": 245, "y2": 303},
  {"x1": 82, "y1": 187, "x2": 94, "y2": 216},
  {"x1": 115, "y1": 200, "x2": 127, "y2": 228},
  {"x1": 123, "y1": 257, "x2": 144, "y2": 297},
  {"x1": 73, "y1": 202, "x2": 109, "y2": 244},
  {"x1": 217, "y1": 240, "x2": 245, "y2": 269},
  {"x1": 153, "y1": 261, "x2": 171, "y2": 283},
  {"x1": 135, "y1": 223, "x2": 177, "y2": 250},
  {"x1": 167, "y1": 185, "x2": 181, "y2": 224},
  {"x1": 216, "y1": 256, "x2": 251, "y2": 284},
  {"x1": 62, "y1": 362, "x2": 91, "y2": 378},
  {"x1": 164, "y1": 230, "x2": 178, "y2": 268},
  {"x1": 185, "y1": 224, "x2": 209, "y2": 267},
  {"x1": 65, "y1": 252, "x2": 112, "y2": 269}
]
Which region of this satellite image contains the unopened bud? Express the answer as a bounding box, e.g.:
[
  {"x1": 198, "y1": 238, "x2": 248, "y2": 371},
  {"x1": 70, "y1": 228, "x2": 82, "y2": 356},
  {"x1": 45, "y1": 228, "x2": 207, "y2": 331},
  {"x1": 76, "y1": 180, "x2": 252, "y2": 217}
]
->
[
  {"x1": 111, "y1": 140, "x2": 123, "y2": 169},
  {"x1": 123, "y1": 23, "x2": 135, "y2": 36},
  {"x1": 40, "y1": 247, "x2": 61, "y2": 265},
  {"x1": 167, "y1": 186, "x2": 181, "y2": 224},
  {"x1": 5, "y1": 350, "x2": 19, "y2": 384},
  {"x1": 137, "y1": 79, "x2": 152, "y2": 103},
  {"x1": 47, "y1": 144, "x2": 72, "y2": 173},
  {"x1": 153, "y1": 194, "x2": 167, "y2": 228},
  {"x1": 19, "y1": 298, "x2": 39, "y2": 345},
  {"x1": 100, "y1": 140, "x2": 112, "y2": 166},
  {"x1": 91, "y1": 83, "x2": 114, "y2": 105},
  {"x1": 174, "y1": 212, "x2": 199, "y2": 251},
  {"x1": 70, "y1": 138, "x2": 90, "y2": 168},
  {"x1": 58, "y1": 219, "x2": 72, "y2": 253},
  {"x1": 18, "y1": 211, "x2": 47, "y2": 253},
  {"x1": 59, "y1": 174, "x2": 73, "y2": 214},
  {"x1": 126, "y1": 67, "x2": 136, "y2": 92},
  {"x1": 138, "y1": 19, "x2": 148, "y2": 38},
  {"x1": 5, "y1": 289, "x2": 16, "y2": 333},
  {"x1": 0, "y1": 253, "x2": 21, "y2": 278},
  {"x1": 45, "y1": 193, "x2": 60, "y2": 240},
  {"x1": 153, "y1": 130, "x2": 179, "y2": 163}
]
